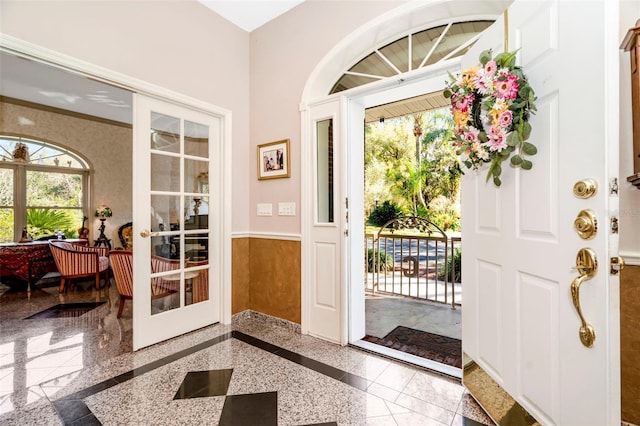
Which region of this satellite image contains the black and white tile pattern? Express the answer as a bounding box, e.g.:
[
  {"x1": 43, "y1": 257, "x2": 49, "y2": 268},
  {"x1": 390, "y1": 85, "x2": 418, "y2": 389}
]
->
[{"x1": 0, "y1": 284, "x2": 493, "y2": 425}]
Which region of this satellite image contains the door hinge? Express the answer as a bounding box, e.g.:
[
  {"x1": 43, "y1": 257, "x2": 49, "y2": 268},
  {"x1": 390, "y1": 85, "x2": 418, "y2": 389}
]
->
[
  {"x1": 609, "y1": 178, "x2": 619, "y2": 196},
  {"x1": 345, "y1": 197, "x2": 349, "y2": 209},
  {"x1": 344, "y1": 229, "x2": 349, "y2": 237},
  {"x1": 611, "y1": 216, "x2": 619, "y2": 234}
]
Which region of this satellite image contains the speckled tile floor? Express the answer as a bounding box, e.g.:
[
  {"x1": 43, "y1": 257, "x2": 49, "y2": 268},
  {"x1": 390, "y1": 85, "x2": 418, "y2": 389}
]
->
[{"x1": 0, "y1": 280, "x2": 493, "y2": 425}]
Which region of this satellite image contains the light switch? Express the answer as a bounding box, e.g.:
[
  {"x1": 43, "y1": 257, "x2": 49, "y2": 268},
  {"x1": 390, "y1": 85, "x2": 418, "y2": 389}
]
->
[
  {"x1": 278, "y1": 202, "x2": 296, "y2": 216},
  {"x1": 257, "y1": 203, "x2": 272, "y2": 216}
]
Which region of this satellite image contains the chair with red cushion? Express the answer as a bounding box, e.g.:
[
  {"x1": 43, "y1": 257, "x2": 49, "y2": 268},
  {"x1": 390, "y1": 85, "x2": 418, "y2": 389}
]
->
[
  {"x1": 110, "y1": 251, "x2": 178, "y2": 318},
  {"x1": 186, "y1": 259, "x2": 209, "y2": 304},
  {"x1": 49, "y1": 240, "x2": 109, "y2": 293},
  {"x1": 109, "y1": 250, "x2": 133, "y2": 318}
]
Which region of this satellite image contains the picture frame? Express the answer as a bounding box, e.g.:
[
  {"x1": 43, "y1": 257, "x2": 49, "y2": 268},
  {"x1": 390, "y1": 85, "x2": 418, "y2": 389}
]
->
[{"x1": 258, "y1": 139, "x2": 290, "y2": 180}]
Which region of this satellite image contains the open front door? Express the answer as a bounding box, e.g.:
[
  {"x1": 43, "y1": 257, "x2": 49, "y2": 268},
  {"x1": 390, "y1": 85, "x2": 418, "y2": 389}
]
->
[
  {"x1": 461, "y1": 1, "x2": 620, "y2": 425},
  {"x1": 132, "y1": 94, "x2": 223, "y2": 350}
]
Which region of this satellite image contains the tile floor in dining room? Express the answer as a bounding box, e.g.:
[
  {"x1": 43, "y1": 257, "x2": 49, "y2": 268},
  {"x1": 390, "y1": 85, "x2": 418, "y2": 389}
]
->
[{"x1": 0, "y1": 278, "x2": 493, "y2": 425}]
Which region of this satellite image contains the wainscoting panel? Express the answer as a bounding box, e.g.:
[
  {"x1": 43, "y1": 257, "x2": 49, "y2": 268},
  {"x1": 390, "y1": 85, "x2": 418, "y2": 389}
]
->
[
  {"x1": 621, "y1": 264, "x2": 640, "y2": 425},
  {"x1": 232, "y1": 238, "x2": 250, "y2": 314}
]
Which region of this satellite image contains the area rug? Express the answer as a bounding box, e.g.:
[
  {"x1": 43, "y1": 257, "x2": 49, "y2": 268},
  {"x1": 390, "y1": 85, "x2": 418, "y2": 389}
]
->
[
  {"x1": 363, "y1": 325, "x2": 462, "y2": 368},
  {"x1": 25, "y1": 302, "x2": 106, "y2": 319}
]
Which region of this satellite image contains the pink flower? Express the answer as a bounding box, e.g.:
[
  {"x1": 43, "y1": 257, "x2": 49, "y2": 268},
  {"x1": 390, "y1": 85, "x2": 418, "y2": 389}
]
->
[
  {"x1": 453, "y1": 93, "x2": 473, "y2": 111},
  {"x1": 474, "y1": 75, "x2": 492, "y2": 95},
  {"x1": 495, "y1": 75, "x2": 519, "y2": 100},
  {"x1": 484, "y1": 60, "x2": 497, "y2": 77},
  {"x1": 499, "y1": 110, "x2": 513, "y2": 127},
  {"x1": 464, "y1": 127, "x2": 480, "y2": 143},
  {"x1": 486, "y1": 128, "x2": 507, "y2": 152}
]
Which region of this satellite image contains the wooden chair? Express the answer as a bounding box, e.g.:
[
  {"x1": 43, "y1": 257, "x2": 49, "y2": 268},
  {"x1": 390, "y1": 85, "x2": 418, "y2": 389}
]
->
[
  {"x1": 110, "y1": 251, "x2": 178, "y2": 318},
  {"x1": 49, "y1": 240, "x2": 109, "y2": 293},
  {"x1": 186, "y1": 259, "x2": 209, "y2": 303},
  {"x1": 109, "y1": 250, "x2": 133, "y2": 318},
  {"x1": 151, "y1": 255, "x2": 182, "y2": 293}
]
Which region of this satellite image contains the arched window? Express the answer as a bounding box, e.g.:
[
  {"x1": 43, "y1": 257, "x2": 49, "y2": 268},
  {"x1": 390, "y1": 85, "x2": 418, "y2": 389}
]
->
[
  {"x1": 0, "y1": 135, "x2": 91, "y2": 243},
  {"x1": 330, "y1": 20, "x2": 493, "y2": 95}
]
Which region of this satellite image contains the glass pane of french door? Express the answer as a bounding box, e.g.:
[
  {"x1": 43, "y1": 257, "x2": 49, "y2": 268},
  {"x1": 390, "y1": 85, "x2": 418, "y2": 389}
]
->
[{"x1": 148, "y1": 113, "x2": 210, "y2": 314}]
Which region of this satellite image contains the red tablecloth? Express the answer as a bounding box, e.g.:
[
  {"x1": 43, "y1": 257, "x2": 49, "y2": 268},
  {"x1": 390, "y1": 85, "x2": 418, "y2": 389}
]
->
[{"x1": 0, "y1": 239, "x2": 87, "y2": 284}]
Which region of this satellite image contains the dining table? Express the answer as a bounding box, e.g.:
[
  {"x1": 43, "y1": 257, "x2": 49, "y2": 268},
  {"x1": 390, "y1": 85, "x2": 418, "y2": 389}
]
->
[{"x1": 0, "y1": 239, "x2": 88, "y2": 287}]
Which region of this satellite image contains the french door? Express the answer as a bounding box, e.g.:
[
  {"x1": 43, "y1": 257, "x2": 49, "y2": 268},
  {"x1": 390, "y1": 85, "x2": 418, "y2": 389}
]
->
[
  {"x1": 132, "y1": 94, "x2": 223, "y2": 350},
  {"x1": 461, "y1": 1, "x2": 620, "y2": 425}
]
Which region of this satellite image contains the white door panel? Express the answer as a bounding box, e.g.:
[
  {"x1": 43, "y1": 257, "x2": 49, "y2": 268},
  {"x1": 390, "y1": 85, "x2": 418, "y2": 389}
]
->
[
  {"x1": 133, "y1": 94, "x2": 223, "y2": 350},
  {"x1": 462, "y1": 1, "x2": 619, "y2": 425},
  {"x1": 304, "y1": 98, "x2": 345, "y2": 344}
]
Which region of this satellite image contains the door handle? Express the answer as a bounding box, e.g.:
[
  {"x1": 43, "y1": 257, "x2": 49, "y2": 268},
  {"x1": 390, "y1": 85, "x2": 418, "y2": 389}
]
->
[
  {"x1": 571, "y1": 248, "x2": 597, "y2": 348},
  {"x1": 139, "y1": 229, "x2": 160, "y2": 238}
]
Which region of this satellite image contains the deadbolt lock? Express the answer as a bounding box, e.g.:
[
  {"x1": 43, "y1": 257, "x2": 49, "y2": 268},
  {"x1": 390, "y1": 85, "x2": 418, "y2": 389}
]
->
[
  {"x1": 574, "y1": 209, "x2": 597, "y2": 240},
  {"x1": 573, "y1": 179, "x2": 598, "y2": 199}
]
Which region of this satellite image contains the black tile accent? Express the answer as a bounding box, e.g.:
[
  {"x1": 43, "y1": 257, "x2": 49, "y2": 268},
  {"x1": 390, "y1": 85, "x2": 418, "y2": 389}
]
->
[
  {"x1": 53, "y1": 399, "x2": 92, "y2": 425},
  {"x1": 300, "y1": 423, "x2": 338, "y2": 426},
  {"x1": 340, "y1": 373, "x2": 368, "y2": 391},
  {"x1": 174, "y1": 369, "x2": 233, "y2": 399},
  {"x1": 54, "y1": 330, "x2": 367, "y2": 425},
  {"x1": 459, "y1": 415, "x2": 490, "y2": 426},
  {"x1": 68, "y1": 413, "x2": 103, "y2": 425},
  {"x1": 219, "y1": 392, "x2": 278, "y2": 426},
  {"x1": 25, "y1": 302, "x2": 106, "y2": 319}
]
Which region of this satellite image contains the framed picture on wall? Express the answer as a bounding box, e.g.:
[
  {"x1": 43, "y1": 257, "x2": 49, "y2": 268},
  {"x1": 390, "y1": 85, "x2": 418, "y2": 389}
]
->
[{"x1": 258, "y1": 139, "x2": 290, "y2": 180}]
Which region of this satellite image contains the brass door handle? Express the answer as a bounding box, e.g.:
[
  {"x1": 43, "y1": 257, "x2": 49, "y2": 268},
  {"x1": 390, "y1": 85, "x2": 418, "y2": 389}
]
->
[
  {"x1": 139, "y1": 229, "x2": 160, "y2": 238},
  {"x1": 571, "y1": 248, "x2": 598, "y2": 348}
]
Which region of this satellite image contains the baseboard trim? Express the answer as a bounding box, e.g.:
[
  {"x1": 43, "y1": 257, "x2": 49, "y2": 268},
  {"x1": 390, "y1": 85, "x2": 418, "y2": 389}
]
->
[
  {"x1": 232, "y1": 232, "x2": 301, "y2": 241},
  {"x1": 232, "y1": 309, "x2": 301, "y2": 334}
]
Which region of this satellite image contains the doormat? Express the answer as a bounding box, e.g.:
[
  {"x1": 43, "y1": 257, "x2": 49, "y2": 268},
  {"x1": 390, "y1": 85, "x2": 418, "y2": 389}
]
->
[
  {"x1": 363, "y1": 326, "x2": 462, "y2": 368},
  {"x1": 25, "y1": 302, "x2": 106, "y2": 319}
]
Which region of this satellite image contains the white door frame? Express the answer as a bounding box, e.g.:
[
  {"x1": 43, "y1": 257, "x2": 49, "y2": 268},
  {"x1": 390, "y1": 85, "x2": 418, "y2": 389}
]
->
[{"x1": 0, "y1": 34, "x2": 233, "y2": 326}]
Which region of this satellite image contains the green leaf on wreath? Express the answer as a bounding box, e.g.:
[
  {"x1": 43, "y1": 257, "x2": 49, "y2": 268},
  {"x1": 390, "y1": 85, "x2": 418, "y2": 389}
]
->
[
  {"x1": 521, "y1": 121, "x2": 532, "y2": 140},
  {"x1": 464, "y1": 160, "x2": 473, "y2": 169},
  {"x1": 521, "y1": 159, "x2": 533, "y2": 170},
  {"x1": 507, "y1": 133, "x2": 519, "y2": 146},
  {"x1": 478, "y1": 132, "x2": 489, "y2": 142},
  {"x1": 493, "y1": 176, "x2": 502, "y2": 187},
  {"x1": 479, "y1": 49, "x2": 493, "y2": 65},
  {"x1": 493, "y1": 163, "x2": 502, "y2": 177},
  {"x1": 511, "y1": 155, "x2": 523, "y2": 166},
  {"x1": 443, "y1": 88, "x2": 452, "y2": 98},
  {"x1": 522, "y1": 142, "x2": 537, "y2": 155}
]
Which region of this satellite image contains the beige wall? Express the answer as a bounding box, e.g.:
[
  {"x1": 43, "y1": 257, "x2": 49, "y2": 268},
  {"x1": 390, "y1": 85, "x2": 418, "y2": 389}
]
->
[
  {"x1": 248, "y1": 0, "x2": 406, "y2": 235},
  {"x1": 0, "y1": 100, "x2": 132, "y2": 244},
  {"x1": 1, "y1": 0, "x2": 251, "y2": 234}
]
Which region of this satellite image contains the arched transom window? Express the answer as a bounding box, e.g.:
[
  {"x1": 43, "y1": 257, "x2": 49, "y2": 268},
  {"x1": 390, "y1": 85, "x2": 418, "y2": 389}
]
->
[
  {"x1": 0, "y1": 135, "x2": 90, "y2": 243},
  {"x1": 330, "y1": 20, "x2": 493, "y2": 95}
]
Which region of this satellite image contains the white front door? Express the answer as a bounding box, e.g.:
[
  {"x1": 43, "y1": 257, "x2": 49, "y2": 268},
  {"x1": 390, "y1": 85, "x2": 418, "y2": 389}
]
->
[
  {"x1": 132, "y1": 94, "x2": 223, "y2": 350},
  {"x1": 461, "y1": 1, "x2": 620, "y2": 425}
]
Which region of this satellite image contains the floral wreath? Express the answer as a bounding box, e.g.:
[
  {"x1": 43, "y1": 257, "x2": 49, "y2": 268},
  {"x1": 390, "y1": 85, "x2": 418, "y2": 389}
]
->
[{"x1": 443, "y1": 49, "x2": 537, "y2": 186}]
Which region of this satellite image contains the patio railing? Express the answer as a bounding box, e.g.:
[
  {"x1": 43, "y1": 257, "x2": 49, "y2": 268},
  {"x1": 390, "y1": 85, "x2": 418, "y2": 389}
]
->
[{"x1": 365, "y1": 216, "x2": 462, "y2": 309}]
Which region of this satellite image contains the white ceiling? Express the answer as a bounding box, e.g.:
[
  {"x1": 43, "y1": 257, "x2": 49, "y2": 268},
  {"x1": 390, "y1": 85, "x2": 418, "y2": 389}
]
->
[{"x1": 198, "y1": 0, "x2": 305, "y2": 32}]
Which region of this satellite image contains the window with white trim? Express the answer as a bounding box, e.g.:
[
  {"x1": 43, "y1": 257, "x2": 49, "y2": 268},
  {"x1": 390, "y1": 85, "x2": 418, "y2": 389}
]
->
[
  {"x1": 0, "y1": 135, "x2": 90, "y2": 243},
  {"x1": 330, "y1": 20, "x2": 494, "y2": 94}
]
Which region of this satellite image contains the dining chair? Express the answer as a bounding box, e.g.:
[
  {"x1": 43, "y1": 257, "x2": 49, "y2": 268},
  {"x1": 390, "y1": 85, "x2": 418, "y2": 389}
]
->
[
  {"x1": 108, "y1": 250, "x2": 133, "y2": 318},
  {"x1": 186, "y1": 259, "x2": 209, "y2": 304},
  {"x1": 110, "y1": 251, "x2": 179, "y2": 318},
  {"x1": 49, "y1": 240, "x2": 109, "y2": 293}
]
